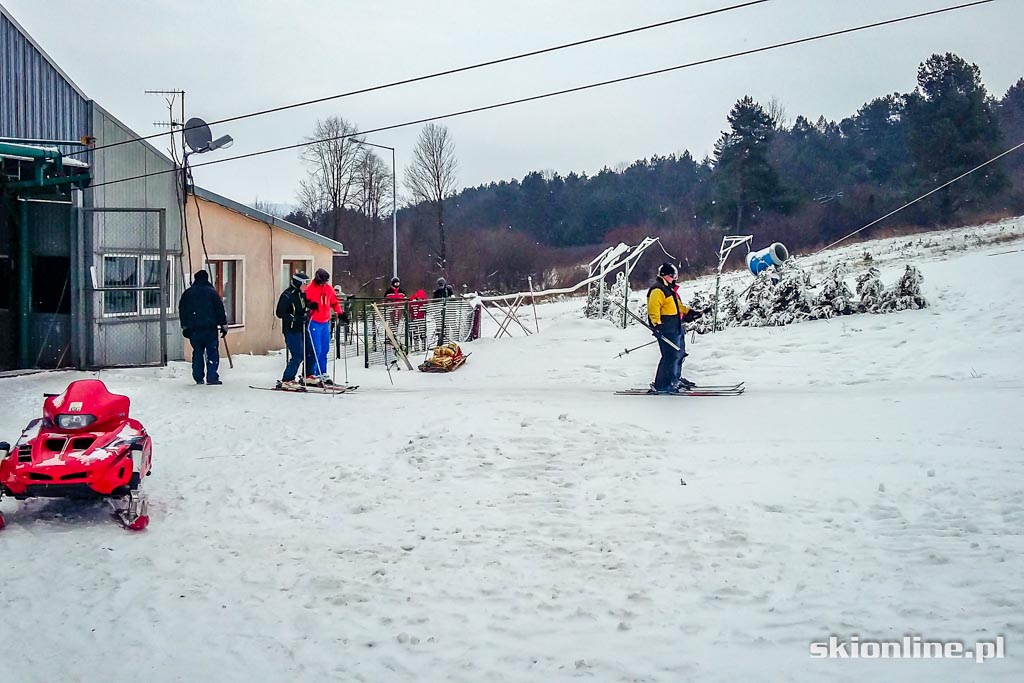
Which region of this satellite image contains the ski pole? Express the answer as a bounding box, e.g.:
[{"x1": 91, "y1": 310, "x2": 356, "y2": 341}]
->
[
  {"x1": 308, "y1": 324, "x2": 326, "y2": 378},
  {"x1": 221, "y1": 330, "x2": 234, "y2": 369},
  {"x1": 609, "y1": 299, "x2": 681, "y2": 351},
  {"x1": 615, "y1": 339, "x2": 657, "y2": 358}
]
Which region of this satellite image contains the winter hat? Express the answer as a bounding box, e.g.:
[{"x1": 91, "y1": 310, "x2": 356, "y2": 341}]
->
[
  {"x1": 292, "y1": 271, "x2": 311, "y2": 288},
  {"x1": 333, "y1": 285, "x2": 344, "y2": 297},
  {"x1": 436, "y1": 277, "x2": 447, "y2": 287},
  {"x1": 194, "y1": 270, "x2": 210, "y2": 283},
  {"x1": 314, "y1": 268, "x2": 330, "y2": 284},
  {"x1": 658, "y1": 262, "x2": 678, "y2": 278}
]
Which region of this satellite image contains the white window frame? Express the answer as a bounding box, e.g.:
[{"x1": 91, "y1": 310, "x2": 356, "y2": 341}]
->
[
  {"x1": 280, "y1": 254, "x2": 313, "y2": 291},
  {"x1": 204, "y1": 255, "x2": 246, "y2": 328},
  {"x1": 100, "y1": 252, "x2": 142, "y2": 318},
  {"x1": 141, "y1": 255, "x2": 175, "y2": 316},
  {"x1": 101, "y1": 253, "x2": 178, "y2": 319}
]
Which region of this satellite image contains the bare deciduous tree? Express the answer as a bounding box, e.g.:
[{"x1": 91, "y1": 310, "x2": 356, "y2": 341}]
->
[
  {"x1": 404, "y1": 123, "x2": 458, "y2": 270},
  {"x1": 354, "y1": 149, "x2": 393, "y2": 224},
  {"x1": 352, "y1": 148, "x2": 394, "y2": 258},
  {"x1": 252, "y1": 197, "x2": 284, "y2": 218},
  {"x1": 297, "y1": 116, "x2": 363, "y2": 239},
  {"x1": 765, "y1": 96, "x2": 790, "y2": 130}
]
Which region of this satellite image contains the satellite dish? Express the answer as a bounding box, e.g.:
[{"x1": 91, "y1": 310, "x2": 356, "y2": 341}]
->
[{"x1": 184, "y1": 117, "x2": 213, "y2": 153}]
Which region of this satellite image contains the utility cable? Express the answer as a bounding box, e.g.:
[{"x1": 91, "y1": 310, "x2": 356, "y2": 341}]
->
[
  {"x1": 86, "y1": 0, "x2": 997, "y2": 191},
  {"x1": 69, "y1": 0, "x2": 772, "y2": 157},
  {"x1": 815, "y1": 140, "x2": 1024, "y2": 254}
]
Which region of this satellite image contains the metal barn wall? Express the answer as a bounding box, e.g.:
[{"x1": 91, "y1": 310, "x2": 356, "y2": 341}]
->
[
  {"x1": 87, "y1": 104, "x2": 183, "y2": 365},
  {"x1": 0, "y1": 7, "x2": 90, "y2": 146}
]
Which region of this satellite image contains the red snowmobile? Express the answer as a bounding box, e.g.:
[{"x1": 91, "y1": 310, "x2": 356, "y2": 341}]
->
[{"x1": 0, "y1": 379, "x2": 152, "y2": 531}]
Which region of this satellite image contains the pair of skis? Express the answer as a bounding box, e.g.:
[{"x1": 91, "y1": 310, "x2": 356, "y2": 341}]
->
[
  {"x1": 249, "y1": 383, "x2": 358, "y2": 395},
  {"x1": 615, "y1": 381, "x2": 744, "y2": 397}
]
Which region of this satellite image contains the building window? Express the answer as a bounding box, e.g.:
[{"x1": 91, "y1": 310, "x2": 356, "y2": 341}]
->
[
  {"x1": 281, "y1": 258, "x2": 310, "y2": 290},
  {"x1": 101, "y1": 253, "x2": 176, "y2": 318},
  {"x1": 208, "y1": 259, "x2": 243, "y2": 325},
  {"x1": 142, "y1": 256, "x2": 175, "y2": 315},
  {"x1": 103, "y1": 255, "x2": 139, "y2": 316}
]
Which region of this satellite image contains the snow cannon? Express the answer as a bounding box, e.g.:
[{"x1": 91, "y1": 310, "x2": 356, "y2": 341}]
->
[{"x1": 746, "y1": 242, "x2": 789, "y2": 275}]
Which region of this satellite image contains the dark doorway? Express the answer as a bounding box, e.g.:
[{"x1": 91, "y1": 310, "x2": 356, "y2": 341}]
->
[{"x1": 31, "y1": 256, "x2": 71, "y2": 314}]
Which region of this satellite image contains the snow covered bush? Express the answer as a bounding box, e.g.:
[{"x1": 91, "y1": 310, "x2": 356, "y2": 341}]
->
[
  {"x1": 585, "y1": 271, "x2": 645, "y2": 327},
  {"x1": 810, "y1": 263, "x2": 855, "y2": 320},
  {"x1": 686, "y1": 288, "x2": 717, "y2": 333},
  {"x1": 880, "y1": 265, "x2": 927, "y2": 312},
  {"x1": 683, "y1": 261, "x2": 926, "y2": 331},
  {"x1": 734, "y1": 262, "x2": 815, "y2": 327},
  {"x1": 854, "y1": 267, "x2": 886, "y2": 312}
]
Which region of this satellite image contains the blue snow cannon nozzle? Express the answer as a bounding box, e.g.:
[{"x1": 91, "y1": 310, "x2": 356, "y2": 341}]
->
[{"x1": 746, "y1": 242, "x2": 789, "y2": 275}]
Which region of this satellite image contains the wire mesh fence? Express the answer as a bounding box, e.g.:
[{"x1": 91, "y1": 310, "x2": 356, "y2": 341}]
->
[
  {"x1": 328, "y1": 297, "x2": 480, "y2": 368},
  {"x1": 84, "y1": 207, "x2": 170, "y2": 368}
]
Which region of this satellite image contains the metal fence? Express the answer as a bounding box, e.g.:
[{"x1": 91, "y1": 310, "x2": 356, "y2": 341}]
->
[
  {"x1": 83, "y1": 207, "x2": 171, "y2": 367},
  {"x1": 327, "y1": 297, "x2": 479, "y2": 368}
]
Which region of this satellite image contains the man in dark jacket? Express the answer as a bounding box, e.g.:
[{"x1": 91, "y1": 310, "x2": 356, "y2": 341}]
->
[
  {"x1": 179, "y1": 270, "x2": 228, "y2": 385},
  {"x1": 646, "y1": 263, "x2": 702, "y2": 394},
  {"x1": 432, "y1": 277, "x2": 454, "y2": 299},
  {"x1": 274, "y1": 271, "x2": 311, "y2": 389}
]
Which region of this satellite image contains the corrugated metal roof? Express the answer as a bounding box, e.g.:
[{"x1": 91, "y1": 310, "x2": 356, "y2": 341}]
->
[
  {"x1": 193, "y1": 185, "x2": 348, "y2": 254},
  {"x1": 0, "y1": 4, "x2": 91, "y2": 150}
]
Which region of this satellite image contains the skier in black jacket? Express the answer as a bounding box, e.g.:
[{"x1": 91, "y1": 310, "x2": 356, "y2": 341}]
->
[
  {"x1": 275, "y1": 271, "x2": 312, "y2": 389},
  {"x1": 179, "y1": 270, "x2": 228, "y2": 385},
  {"x1": 432, "y1": 277, "x2": 454, "y2": 299}
]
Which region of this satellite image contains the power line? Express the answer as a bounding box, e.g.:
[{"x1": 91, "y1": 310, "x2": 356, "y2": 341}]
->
[
  {"x1": 815, "y1": 140, "x2": 1024, "y2": 255},
  {"x1": 87, "y1": 0, "x2": 997, "y2": 191},
  {"x1": 71, "y1": 0, "x2": 772, "y2": 157}
]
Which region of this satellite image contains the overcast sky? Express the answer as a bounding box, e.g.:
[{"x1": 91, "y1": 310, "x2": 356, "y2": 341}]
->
[{"x1": 5, "y1": 0, "x2": 1022, "y2": 208}]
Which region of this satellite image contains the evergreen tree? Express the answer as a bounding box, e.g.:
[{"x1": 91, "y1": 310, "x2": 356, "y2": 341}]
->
[
  {"x1": 998, "y1": 79, "x2": 1024, "y2": 173},
  {"x1": 842, "y1": 93, "x2": 910, "y2": 187},
  {"x1": 712, "y1": 96, "x2": 788, "y2": 232},
  {"x1": 904, "y1": 53, "x2": 1006, "y2": 221}
]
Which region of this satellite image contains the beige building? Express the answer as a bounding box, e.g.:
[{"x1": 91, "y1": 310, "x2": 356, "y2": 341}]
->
[{"x1": 182, "y1": 187, "x2": 346, "y2": 357}]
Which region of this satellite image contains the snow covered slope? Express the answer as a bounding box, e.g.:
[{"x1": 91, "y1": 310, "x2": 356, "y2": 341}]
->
[{"x1": 1, "y1": 222, "x2": 1022, "y2": 682}]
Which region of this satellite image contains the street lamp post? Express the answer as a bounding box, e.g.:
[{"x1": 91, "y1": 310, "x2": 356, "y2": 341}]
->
[{"x1": 359, "y1": 140, "x2": 398, "y2": 279}]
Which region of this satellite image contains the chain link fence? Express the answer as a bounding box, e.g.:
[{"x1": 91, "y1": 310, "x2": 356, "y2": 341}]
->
[{"x1": 84, "y1": 207, "x2": 171, "y2": 367}]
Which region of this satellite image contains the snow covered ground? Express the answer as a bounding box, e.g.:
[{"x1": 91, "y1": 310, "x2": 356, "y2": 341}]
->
[{"x1": 1, "y1": 220, "x2": 1023, "y2": 682}]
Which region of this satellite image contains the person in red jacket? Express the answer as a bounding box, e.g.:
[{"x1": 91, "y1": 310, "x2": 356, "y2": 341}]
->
[
  {"x1": 304, "y1": 268, "x2": 342, "y2": 384},
  {"x1": 409, "y1": 288, "x2": 428, "y2": 348}
]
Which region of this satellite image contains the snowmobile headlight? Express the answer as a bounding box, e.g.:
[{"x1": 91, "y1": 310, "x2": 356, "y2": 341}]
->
[{"x1": 56, "y1": 414, "x2": 97, "y2": 430}]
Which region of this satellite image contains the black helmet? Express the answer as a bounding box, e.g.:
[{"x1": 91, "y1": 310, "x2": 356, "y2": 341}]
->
[
  {"x1": 314, "y1": 268, "x2": 330, "y2": 284},
  {"x1": 658, "y1": 262, "x2": 678, "y2": 278},
  {"x1": 291, "y1": 271, "x2": 311, "y2": 288},
  {"x1": 391, "y1": 277, "x2": 401, "y2": 286}
]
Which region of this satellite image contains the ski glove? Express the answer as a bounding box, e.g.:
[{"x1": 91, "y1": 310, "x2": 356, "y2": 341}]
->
[{"x1": 219, "y1": 326, "x2": 228, "y2": 339}]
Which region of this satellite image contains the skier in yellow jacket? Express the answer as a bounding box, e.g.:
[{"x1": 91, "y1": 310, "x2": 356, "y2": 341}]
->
[{"x1": 647, "y1": 263, "x2": 703, "y2": 393}]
